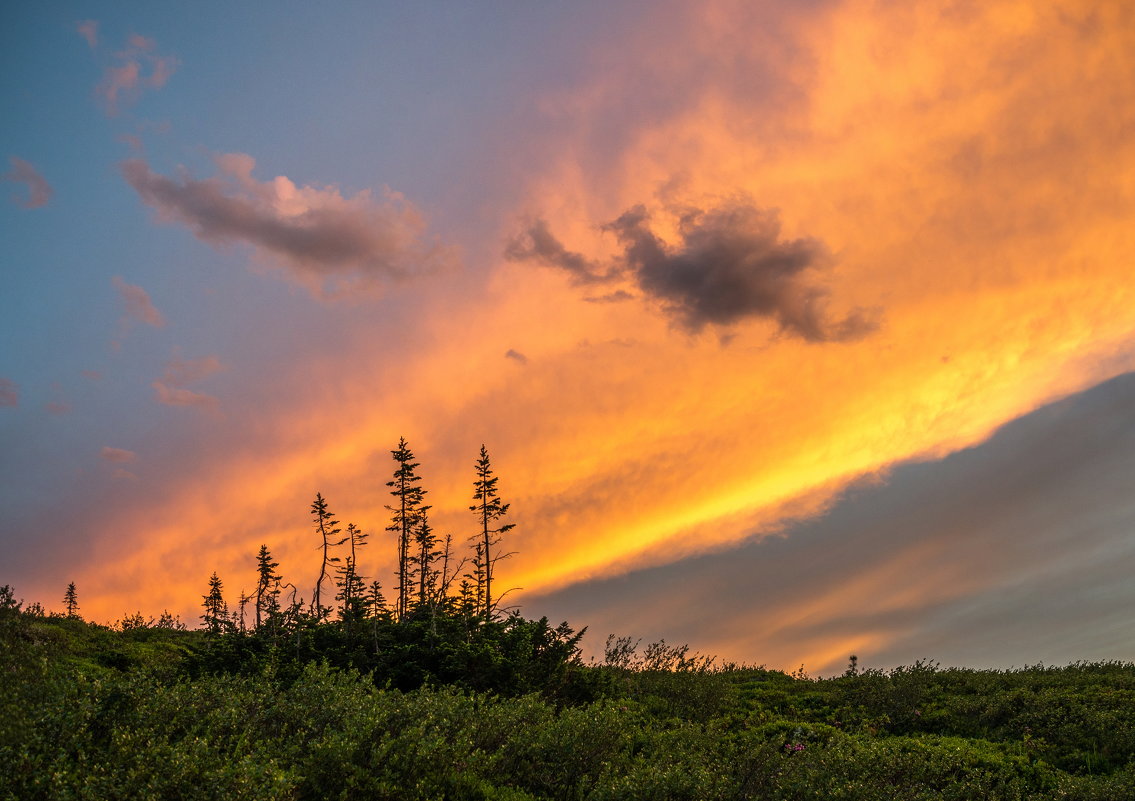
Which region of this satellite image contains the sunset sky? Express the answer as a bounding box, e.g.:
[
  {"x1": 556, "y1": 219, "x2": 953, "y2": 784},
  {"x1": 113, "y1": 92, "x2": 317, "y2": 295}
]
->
[{"x1": 3, "y1": 1, "x2": 1134, "y2": 676}]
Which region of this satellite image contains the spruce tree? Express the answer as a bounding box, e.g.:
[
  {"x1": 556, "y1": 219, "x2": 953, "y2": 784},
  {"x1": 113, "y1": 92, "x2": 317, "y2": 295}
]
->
[
  {"x1": 201, "y1": 572, "x2": 228, "y2": 634},
  {"x1": 412, "y1": 507, "x2": 442, "y2": 610},
  {"x1": 254, "y1": 544, "x2": 281, "y2": 630},
  {"x1": 469, "y1": 445, "x2": 515, "y2": 620},
  {"x1": 311, "y1": 492, "x2": 346, "y2": 620},
  {"x1": 386, "y1": 438, "x2": 427, "y2": 621},
  {"x1": 335, "y1": 523, "x2": 369, "y2": 620},
  {"x1": 63, "y1": 582, "x2": 79, "y2": 619}
]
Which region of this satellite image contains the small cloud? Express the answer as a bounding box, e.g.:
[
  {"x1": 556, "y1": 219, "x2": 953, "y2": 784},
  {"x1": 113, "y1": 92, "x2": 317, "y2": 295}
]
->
[
  {"x1": 100, "y1": 446, "x2": 136, "y2": 463},
  {"x1": 96, "y1": 33, "x2": 178, "y2": 115},
  {"x1": 504, "y1": 218, "x2": 612, "y2": 284},
  {"x1": 113, "y1": 276, "x2": 165, "y2": 327},
  {"x1": 81, "y1": 370, "x2": 104, "y2": 381},
  {"x1": 76, "y1": 19, "x2": 99, "y2": 49},
  {"x1": 505, "y1": 349, "x2": 529, "y2": 365},
  {"x1": 3, "y1": 157, "x2": 53, "y2": 209},
  {"x1": 152, "y1": 354, "x2": 222, "y2": 410},
  {"x1": 0, "y1": 377, "x2": 18, "y2": 407},
  {"x1": 121, "y1": 154, "x2": 452, "y2": 297},
  {"x1": 46, "y1": 401, "x2": 72, "y2": 416},
  {"x1": 583, "y1": 290, "x2": 635, "y2": 304},
  {"x1": 112, "y1": 468, "x2": 138, "y2": 481},
  {"x1": 118, "y1": 133, "x2": 144, "y2": 153}
]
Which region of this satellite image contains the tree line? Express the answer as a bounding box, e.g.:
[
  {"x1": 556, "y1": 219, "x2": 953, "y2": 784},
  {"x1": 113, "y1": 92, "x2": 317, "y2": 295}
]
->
[{"x1": 199, "y1": 438, "x2": 517, "y2": 636}]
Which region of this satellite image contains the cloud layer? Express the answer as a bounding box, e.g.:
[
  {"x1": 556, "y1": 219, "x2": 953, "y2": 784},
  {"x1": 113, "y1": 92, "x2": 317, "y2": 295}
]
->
[{"x1": 122, "y1": 154, "x2": 451, "y2": 296}]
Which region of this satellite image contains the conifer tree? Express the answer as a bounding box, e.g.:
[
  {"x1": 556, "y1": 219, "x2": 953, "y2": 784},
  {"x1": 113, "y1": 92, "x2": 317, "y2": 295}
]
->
[
  {"x1": 311, "y1": 492, "x2": 346, "y2": 620},
  {"x1": 63, "y1": 582, "x2": 79, "y2": 619},
  {"x1": 412, "y1": 507, "x2": 442, "y2": 609},
  {"x1": 335, "y1": 523, "x2": 369, "y2": 620},
  {"x1": 364, "y1": 579, "x2": 389, "y2": 619},
  {"x1": 254, "y1": 544, "x2": 281, "y2": 629},
  {"x1": 201, "y1": 572, "x2": 228, "y2": 634},
  {"x1": 469, "y1": 445, "x2": 515, "y2": 620},
  {"x1": 386, "y1": 438, "x2": 427, "y2": 621}
]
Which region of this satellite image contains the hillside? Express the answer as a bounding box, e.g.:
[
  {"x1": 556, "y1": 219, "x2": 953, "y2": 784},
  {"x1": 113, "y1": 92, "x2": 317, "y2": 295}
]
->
[{"x1": 2, "y1": 589, "x2": 1134, "y2": 800}]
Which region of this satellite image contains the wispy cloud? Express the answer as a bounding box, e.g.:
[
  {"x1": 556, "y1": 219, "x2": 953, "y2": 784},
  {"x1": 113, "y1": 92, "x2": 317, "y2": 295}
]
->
[
  {"x1": 505, "y1": 349, "x2": 529, "y2": 365},
  {"x1": 113, "y1": 276, "x2": 165, "y2": 327},
  {"x1": 508, "y1": 199, "x2": 879, "y2": 342},
  {"x1": 152, "y1": 354, "x2": 222, "y2": 410},
  {"x1": 44, "y1": 382, "x2": 72, "y2": 416},
  {"x1": 504, "y1": 218, "x2": 615, "y2": 285},
  {"x1": 0, "y1": 378, "x2": 18, "y2": 407},
  {"x1": 100, "y1": 447, "x2": 136, "y2": 464},
  {"x1": 121, "y1": 154, "x2": 452, "y2": 297},
  {"x1": 76, "y1": 19, "x2": 99, "y2": 49},
  {"x1": 97, "y1": 33, "x2": 178, "y2": 115},
  {"x1": 3, "y1": 157, "x2": 53, "y2": 209}
]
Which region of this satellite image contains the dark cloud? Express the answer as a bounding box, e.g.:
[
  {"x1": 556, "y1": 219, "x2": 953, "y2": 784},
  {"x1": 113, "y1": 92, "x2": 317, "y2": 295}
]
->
[
  {"x1": 583, "y1": 290, "x2": 635, "y2": 304},
  {"x1": 604, "y1": 202, "x2": 878, "y2": 341},
  {"x1": 504, "y1": 219, "x2": 613, "y2": 284},
  {"x1": 505, "y1": 349, "x2": 529, "y2": 365},
  {"x1": 508, "y1": 199, "x2": 878, "y2": 341},
  {"x1": 3, "y1": 157, "x2": 53, "y2": 209},
  {"x1": 121, "y1": 154, "x2": 451, "y2": 296}
]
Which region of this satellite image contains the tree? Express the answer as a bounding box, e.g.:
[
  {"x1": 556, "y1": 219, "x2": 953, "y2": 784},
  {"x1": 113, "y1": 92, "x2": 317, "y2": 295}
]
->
[
  {"x1": 335, "y1": 523, "x2": 369, "y2": 621},
  {"x1": 386, "y1": 438, "x2": 427, "y2": 621},
  {"x1": 311, "y1": 492, "x2": 346, "y2": 620},
  {"x1": 62, "y1": 582, "x2": 79, "y2": 619},
  {"x1": 201, "y1": 571, "x2": 228, "y2": 634},
  {"x1": 469, "y1": 445, "x2": 516, "y2": 620},
  {"x1": 254, "y1": 544, "x2": 281, "y2": 630},
  {"x1": 412, "y1": 507, "x2": 442, "y2": 610}
]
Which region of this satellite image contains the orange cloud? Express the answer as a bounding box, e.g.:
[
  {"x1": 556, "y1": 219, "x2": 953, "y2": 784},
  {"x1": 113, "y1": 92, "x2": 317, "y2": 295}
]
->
[{"x1": 56, "y1": 0, "x2": 1135, "y2": 662}]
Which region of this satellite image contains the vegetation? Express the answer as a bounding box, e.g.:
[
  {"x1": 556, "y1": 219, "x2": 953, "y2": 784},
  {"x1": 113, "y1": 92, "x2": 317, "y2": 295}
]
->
[{"x1": 2, "y1": 440, "x2": 1133, "y2": 798}]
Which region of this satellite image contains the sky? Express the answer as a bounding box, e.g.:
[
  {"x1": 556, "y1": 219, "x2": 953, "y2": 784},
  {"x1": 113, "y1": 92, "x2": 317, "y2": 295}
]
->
[{"x1": 2, "y1": 0, "x2": 1134, "y2": 676}]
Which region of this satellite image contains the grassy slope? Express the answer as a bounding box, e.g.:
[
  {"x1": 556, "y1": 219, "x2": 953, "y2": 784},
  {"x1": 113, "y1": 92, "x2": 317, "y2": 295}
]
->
[{"x1": 2, "y1": 611, "x2": 1133, "y2": 800}]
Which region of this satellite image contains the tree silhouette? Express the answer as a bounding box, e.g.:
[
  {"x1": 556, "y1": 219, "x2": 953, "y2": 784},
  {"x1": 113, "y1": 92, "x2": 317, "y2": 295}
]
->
[
  {"x1": 470, "y1": 445, "x2": 516, "y2": 620},
  {"x1": 386, "y1": 438, "x2": 427, "y2": 621},
  {"x1": 311, "y1": 492, "x2": 346, "y2": 620},
  {"x1": 412, "y1": 507, "x2": 443, "y2": 610},
  {"x1": 336, "y1": 523, "x2": 369, "y2": 622},
  {"x1": 63, "y1": 582, "x2": 79, "y2": 619},
  {"x1": 254, "y1": 544, "x2": 281, "y2": 630},
  {"x1": 201, "y1": 572, "x2": 228, "y2": 634}
]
